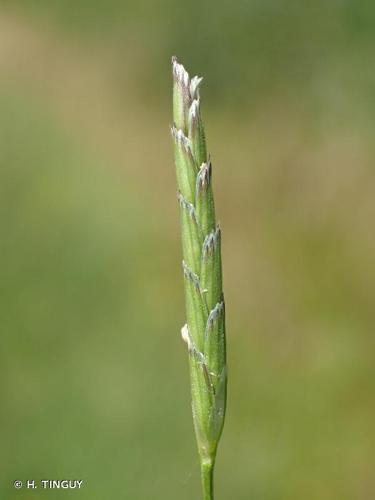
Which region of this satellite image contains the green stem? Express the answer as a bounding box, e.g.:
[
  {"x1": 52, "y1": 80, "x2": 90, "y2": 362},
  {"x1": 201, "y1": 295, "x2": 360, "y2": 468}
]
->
[{"x1": 201, "y1": 459, "x2": 214, "y2": 500}]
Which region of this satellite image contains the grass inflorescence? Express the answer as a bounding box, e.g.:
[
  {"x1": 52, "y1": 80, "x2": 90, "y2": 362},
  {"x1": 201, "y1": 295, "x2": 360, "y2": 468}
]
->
[{"x1": 171, "y1": 57, "x2": 227, "y2": 500}]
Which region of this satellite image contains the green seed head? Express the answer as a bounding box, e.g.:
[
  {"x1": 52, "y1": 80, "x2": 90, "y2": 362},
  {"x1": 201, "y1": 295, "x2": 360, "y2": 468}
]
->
[{"x1": 171, "y1": 57, "x2": 227, "y2": 478}]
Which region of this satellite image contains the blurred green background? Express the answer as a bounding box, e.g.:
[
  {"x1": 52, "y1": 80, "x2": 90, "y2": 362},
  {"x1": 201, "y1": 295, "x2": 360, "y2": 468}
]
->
[{"x1": 1, "y1": 1, "x2": 374, "y2": 499}]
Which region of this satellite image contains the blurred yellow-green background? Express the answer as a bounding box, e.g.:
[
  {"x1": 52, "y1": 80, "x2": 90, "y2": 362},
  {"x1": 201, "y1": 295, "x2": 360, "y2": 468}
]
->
[{"x1": 1, "y1": 1, "x2": 374, "y2": 499}]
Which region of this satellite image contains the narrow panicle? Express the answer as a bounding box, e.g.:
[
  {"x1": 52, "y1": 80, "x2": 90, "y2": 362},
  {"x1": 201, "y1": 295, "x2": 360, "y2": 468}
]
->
[{"x1": 171, "y1": 57, "x2": 227, "y2": 500}]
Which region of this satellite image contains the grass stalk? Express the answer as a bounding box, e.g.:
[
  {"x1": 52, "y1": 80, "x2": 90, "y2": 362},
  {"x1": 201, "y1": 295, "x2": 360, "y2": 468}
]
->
[
  {"x1": 171, "y1": 57, "x2": 227, "y2": 500},
  {"x1": 201, "y1": 459, "x2": 215, "y2": 500}
]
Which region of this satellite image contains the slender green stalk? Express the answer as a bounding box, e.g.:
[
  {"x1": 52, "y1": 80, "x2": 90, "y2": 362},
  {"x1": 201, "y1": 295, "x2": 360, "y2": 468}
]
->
[
  {"x1": 201, "y1": 459, "x2": 214, "y2": 500},
  {"x1": 171, "y1": 57, "x2": 227, "y2": 500}
]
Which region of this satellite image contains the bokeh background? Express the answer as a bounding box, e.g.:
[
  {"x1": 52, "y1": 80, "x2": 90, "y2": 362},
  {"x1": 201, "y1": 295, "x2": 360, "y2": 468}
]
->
[{"x1": 1, "y1": 1, "x2": 374, "y2": 499}]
